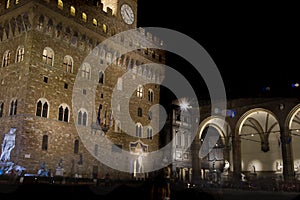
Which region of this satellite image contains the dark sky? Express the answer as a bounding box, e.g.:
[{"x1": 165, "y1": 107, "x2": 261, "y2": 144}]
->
[{"x1": 137, "y1": 1, "x2": 300, "y2": 100}]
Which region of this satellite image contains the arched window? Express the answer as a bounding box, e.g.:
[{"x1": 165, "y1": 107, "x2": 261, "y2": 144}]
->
[
  {"x1": 70, "y1": 6, "x2": 76, "y2": 16},
  {"x1": 147, "y1": 127, "x2": 153, "y2": 140},
  {"x1": 137, "y1": 85, "x2": 143, "y2": 98},
  {"x1": 42, "y1": 47, "x2": 54, "y2": 66},
  {"x1": 81, "y1": 63, "x2": 91, "y2": 79},
  {"x1": 78, "y1": 109, "x2": 88, "y2": 126},
  {"x1": 46, "y1": 19, "x2": 53, "y2": 33},
  {"x1": 58, "y1": 104, "x2": 69, "y2": 122},
  {"x1": 135, "y1": 123, "x2": 143, "y2": 138},
  {"x1": 63, "y1": 55, "x2": 73, "y2": 73},
  {"x1": 38, "y1": 15, "x2": 44, "y2": 30},
  {"x1": 42, "y1": 135, "x2": 48, "y2": 150},
  {"x1": 36, "y1": 98, "x2": 49, "y2": 118},
  {"x1": 148, "y1": 89, "x2": 154, "y2": 102},
  {"x1": 99, "y1": 71, "x2": 104, "y2": 84},
  {"x1": 57, "y1": 0, "x2": 63, "y2": 10},
  {"x1": 16, "y1": 46, "x2": 24, "y2": 63},
  {"x1": 2, "y1": 50, "x2": 11, "y2": 67},
  {"x1": 74, "y1": 139, "x2": 79, "y2": 154},
  {"x1": 9, "y1": 99, "x2": 17, "y2": 115}
]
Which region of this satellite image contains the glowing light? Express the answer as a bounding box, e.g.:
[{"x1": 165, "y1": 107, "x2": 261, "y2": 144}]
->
[
  {"x1": 292, "y1": 83, "x2": 299, "y2": 88},
  {"x1": 179, "y1": 98, "x2": 191, "y2": 111}
]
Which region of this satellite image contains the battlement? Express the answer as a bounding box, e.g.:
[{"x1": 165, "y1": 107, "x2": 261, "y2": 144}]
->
[{"x1": 0, "y1": 0, "x2": 165, "y2": 62}]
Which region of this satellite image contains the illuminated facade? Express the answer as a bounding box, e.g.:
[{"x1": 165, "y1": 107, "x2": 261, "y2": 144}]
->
[
  {"x1": 166, "y1": 97, "x2": 300, "y2": 184},
  {"x1": 0, "y1": 0, "x2": 165, "y2": 179}
]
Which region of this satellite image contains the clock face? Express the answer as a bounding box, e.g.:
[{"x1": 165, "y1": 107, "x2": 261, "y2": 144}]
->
[{"x1": 120, "y1": 4, "x2": 134, "y2": 25}]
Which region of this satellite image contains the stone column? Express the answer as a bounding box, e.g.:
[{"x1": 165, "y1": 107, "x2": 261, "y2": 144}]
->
[
  {"x1": 280, "y1": 128, "x2": 294, "y2": 181},
  {"x1": 232, "y1": 133, "x2": 241, "y2": 184},
  {"x1": 191, "y1": 138, "x2": 201, "y2": 184}
]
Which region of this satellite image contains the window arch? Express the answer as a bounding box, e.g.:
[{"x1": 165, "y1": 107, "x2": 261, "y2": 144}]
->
[
  {"x1": 81, "y1": 63, "x2": 91, "y2": 79},
  {"x1": 78, "y1": 108, "x2": 88, "y2": 126},
  {"x1": 58, "y1": 104, "x2": 70, "y2": 122},
  {"x1": 42, "y1": 47, "x2": 54, "y2": 66},
  {"x1": 42, "y1": 135, "x2": 48, "y2": 150},
  {"x1": 135, "y1": 123, "x2": 143, "y2": 138},
  {"x1": 147, "y1": 127, "x2": 153, "y2": 140},
  {"x1": 16, "y1": 46, "x2": 24, "y2": 63},
  {"x1": 137, "y1": 85, "x2": 143, "y2": 98},
  {"x1": 2, "y1": 50, "x2": 11, "y2": 67},
  {"x1": 36, "y1": 98, "x2": 49, "y2": 118},
  {"x1": 148, "y1": 89, "x2": 154, "y2": 102},
  {"x1": 99, "y1": 71, "x2": 104, "y2": 84},
  {"x1": 63, "y1": 55, "x2": 73, "y2": 73},
  {"x1": 9, "y1": 99, "x2": 17, "y2": 116}
]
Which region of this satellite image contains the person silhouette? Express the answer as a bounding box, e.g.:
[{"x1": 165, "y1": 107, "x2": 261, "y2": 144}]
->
[{"x1": 0, "y1": 128, "x2": 16, "y2": 162}]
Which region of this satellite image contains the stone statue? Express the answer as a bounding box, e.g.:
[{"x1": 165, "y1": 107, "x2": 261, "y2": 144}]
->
[
  {"x1": 0, "y1": 128, "x2": 16, "y2": 162},
  {"x1": 137, "y1": 153, "x2": 144, "y2": 173}
]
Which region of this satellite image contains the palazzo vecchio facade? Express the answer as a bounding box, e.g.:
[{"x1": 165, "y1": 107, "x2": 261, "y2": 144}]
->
[{"x1": 0, "y1": 0, "x2": 165, "y2": 179}]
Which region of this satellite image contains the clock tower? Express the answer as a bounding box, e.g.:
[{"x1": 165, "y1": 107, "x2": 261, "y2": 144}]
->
[{"x1": 101, "y1": 0, "x2": 137, "y2": 28}]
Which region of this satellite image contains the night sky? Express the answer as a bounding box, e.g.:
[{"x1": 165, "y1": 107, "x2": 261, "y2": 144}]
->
[{"x1": 137, "y1": 1, "x2": 300, "y2": 101}]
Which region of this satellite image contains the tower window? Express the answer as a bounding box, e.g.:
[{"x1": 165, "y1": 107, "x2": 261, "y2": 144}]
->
[
  {"x1": 43, "y1": 76, "x2": 48, "y2": 83},
  {"x1": 82, "y1": 12, "x2": 87, "y2": 22},
  {"x1": 2, "y1": 50, "x2": 11, "y2": 67},
  {"x1": 148, "y1": 89, "x2": 154, "y2": 102},
  {"x1": 81, "y1": 63, "x2": 91, "y2": 79},
  {"x1": 137, "y1": 85, "x2": 143, "y2": 98},
  {"x1": 74, "y1": 139, "x2": 79, "y2": 154},
  {"x1": 99, "y1": 71, "x2": 104, "y2": 84},
  {"x1": 9, "y1": 99, "x2": 17, "y2": 116},
  {"x1": 70, "y1": 6, "x2": 76, "y2": 16},
  {"x1": 42, "y1": 135, "x2": 48, "y2": 150},
  {"x1": 135, "y1": 123, "x2": 142, "y2": 138},
  {"x1": 147, "y1": 127, "x2": 153, "y2": 140},
  {"x1": 58, "y1": 104, "x2": 69, "y2": 122},
  {"x1": 78, "y1": 109, "x2": 88, "y2": 126},
  {"x1": 16, "y1": 46, "x2": 24, "y2": 63},
  {"x1": 63, "y1": 55, "x2": 73, "y2": 73},
  {"x1": 0, "y1": 102, "x2": 4, "y2": 117},
  {"x1": 6, "y1": 0, "x2": 10, "y2": 9},
  {"x1": 42, "y1": 47, "x2": 54, "y2": 66},
  {"x1": 138, "y1": 107, "x2": 142, "y2": 117},
  {"x1": 57, "y1": 0, "x2": 63, "y2": 10},
  {"x1": 93, "y1": 18, "x2": 97, "y2": 26},
  {"x1": 36, "y1": 99, "x2": 49, "y2": 118},
  {"x1": 102, "y1": 24, "x2": 107, "y2": 33}
]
